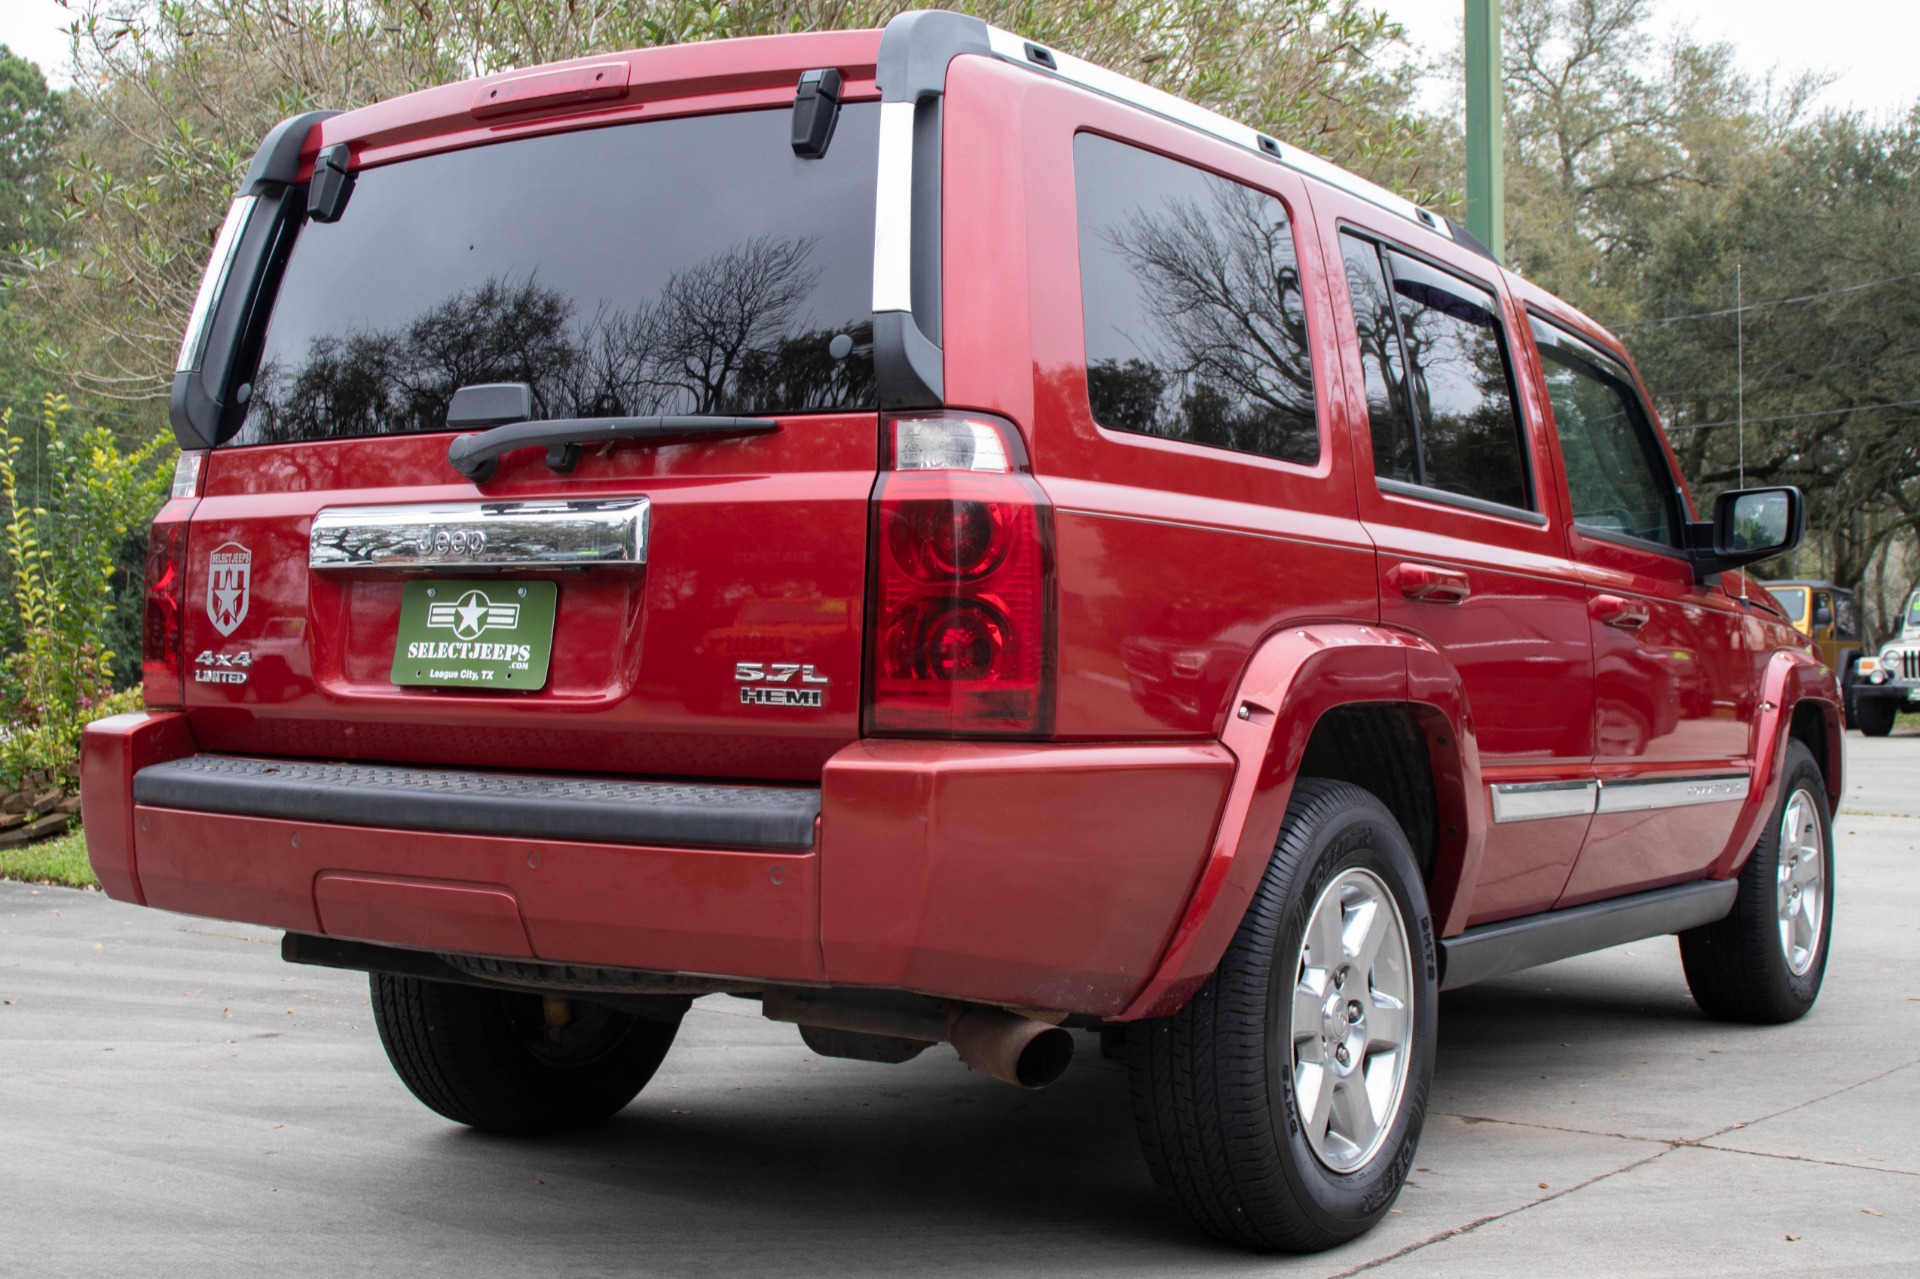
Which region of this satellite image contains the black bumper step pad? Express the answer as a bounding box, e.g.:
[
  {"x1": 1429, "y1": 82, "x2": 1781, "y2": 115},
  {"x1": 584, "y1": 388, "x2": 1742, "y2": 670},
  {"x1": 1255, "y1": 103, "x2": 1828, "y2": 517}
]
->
[{"x1": 132, "y1": 755, "x2": 820, "y2": 851}]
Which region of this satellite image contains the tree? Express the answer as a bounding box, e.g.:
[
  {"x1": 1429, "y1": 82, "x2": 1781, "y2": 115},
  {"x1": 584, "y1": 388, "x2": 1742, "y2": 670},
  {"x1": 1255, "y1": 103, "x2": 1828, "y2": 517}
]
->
[
  {"x1": 1483, "y1": 0, "x2": 1920, "y2": 633},
  {"x1": 18, "y1": 0, "x2": 1429, "y2": 411}
]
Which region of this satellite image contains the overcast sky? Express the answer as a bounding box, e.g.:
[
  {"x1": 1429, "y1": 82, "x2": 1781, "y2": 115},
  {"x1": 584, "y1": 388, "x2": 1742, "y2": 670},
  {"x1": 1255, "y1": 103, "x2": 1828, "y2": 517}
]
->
[
  {"x1": 1377, "y1": 0, "x2": 1916, "y2": 120},
  {"x1": 1, "y1": 0, "x2": 1915, "y2": 118}
]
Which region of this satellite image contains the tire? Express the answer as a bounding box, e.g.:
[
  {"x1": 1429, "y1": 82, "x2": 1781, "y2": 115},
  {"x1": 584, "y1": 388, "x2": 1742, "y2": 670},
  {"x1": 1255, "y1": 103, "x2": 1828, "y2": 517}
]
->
[
  {"x1": 1853, "y1": 695, "x2": 1896, "y2": 737},
  {"x1": 371, "y1": 974, "x2": 680, "y2": 1135},
  {"x1": 1126, "y1": 778, "x2": 1437, "y2": 1252},
  {"x1": 1679, "y1": 740, "x2": 1833, "y2": 1024}
]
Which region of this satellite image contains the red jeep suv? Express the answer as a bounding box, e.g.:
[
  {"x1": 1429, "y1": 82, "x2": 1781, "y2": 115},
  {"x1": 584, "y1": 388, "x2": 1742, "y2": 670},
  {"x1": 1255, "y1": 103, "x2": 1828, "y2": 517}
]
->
[{"x1": 83, "y1": 11, "x2": 1840, "y2": 1252}]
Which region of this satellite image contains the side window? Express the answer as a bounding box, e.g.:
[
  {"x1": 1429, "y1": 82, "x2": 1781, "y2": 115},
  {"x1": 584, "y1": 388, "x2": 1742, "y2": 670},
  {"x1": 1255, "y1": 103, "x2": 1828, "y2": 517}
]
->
[
  {"x1": 1339, "y1": 233, "x2": 1530, "y2": 512},
  {"x1": 1834, "y1": 593, "x2": 1860, "y2": 641},
  {"x1": 1073, "y1": 133, "x2": 1318, "y2": 466},
  {"x1": 1529, "y1": 318, "x2": 1680, "y2": 548}
]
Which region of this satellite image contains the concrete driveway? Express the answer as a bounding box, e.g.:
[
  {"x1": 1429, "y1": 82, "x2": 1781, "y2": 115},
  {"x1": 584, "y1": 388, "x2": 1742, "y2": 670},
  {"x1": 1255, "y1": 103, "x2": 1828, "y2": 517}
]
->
[{"x1": 2, "y1": 737, "x2": 1915, "y2": 1277}]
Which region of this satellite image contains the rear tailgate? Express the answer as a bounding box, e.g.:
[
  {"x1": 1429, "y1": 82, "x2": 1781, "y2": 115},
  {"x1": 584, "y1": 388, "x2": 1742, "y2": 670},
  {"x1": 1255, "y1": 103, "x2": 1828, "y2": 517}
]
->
[{"x1": 176, "y1": 67, "x2": 885, "y2": 782}]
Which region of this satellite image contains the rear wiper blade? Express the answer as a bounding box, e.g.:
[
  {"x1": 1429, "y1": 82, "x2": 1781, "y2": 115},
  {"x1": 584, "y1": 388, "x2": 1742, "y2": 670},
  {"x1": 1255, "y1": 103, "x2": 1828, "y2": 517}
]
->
[{"x1": 443, "y1": 384, "x2": 778, "y2": 482}]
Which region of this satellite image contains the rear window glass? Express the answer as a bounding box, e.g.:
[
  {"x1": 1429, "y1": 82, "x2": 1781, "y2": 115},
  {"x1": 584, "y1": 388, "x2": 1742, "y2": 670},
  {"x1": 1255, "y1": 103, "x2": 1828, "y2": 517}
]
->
[
  {"x1": 1073, "y1": 132, "x2": 1319, "y2": 467},
  {"x1": 233, "y1": 106, "x2": 880, "y2": 445}
]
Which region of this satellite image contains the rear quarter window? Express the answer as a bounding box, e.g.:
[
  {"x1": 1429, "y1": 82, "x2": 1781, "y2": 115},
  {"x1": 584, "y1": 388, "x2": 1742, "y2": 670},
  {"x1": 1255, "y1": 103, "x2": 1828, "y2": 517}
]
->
[
  {"x1": 1072, "y1": 132, "x2": 1319, "y2": 467},
  {"x1": 233, "y1": 106, "x2": 881, "y2": 445}
]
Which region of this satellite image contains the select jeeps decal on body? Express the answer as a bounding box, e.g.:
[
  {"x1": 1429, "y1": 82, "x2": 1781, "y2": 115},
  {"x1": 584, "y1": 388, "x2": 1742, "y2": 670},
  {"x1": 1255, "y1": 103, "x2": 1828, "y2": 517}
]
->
[
  {"x1": 207, "y1": 542, "x2": 251, "y2": 636},
  {"x1": 735, "y1": 661, "x2": 829, "y2": 709}
]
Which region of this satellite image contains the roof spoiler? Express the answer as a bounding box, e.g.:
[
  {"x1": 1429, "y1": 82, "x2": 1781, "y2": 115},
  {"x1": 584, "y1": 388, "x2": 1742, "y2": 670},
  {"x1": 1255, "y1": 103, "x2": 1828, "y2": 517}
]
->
[{"x1": 170, "y1": 109, "x2": 339, "y2": 449}]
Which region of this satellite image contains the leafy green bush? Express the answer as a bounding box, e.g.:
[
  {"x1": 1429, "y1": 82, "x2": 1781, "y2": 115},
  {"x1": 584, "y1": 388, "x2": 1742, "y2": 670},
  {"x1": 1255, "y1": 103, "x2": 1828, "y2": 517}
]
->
[{"x1": 0, "y1": 394, "x2": 168, "y2": 788}]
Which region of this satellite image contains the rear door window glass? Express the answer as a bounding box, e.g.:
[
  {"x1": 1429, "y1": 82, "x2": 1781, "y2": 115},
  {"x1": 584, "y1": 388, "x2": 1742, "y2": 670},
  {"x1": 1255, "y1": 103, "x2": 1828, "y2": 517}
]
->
[
  {"x1": 1340, "y1": 235, "x2": 1418, "y2": 484},
  {"x1": 233, "y1": 106, "x2": 880, "y2": 445},
  {"x1": 1340, "y1": 234, "x2": 1530, "y2": 512},
  {"x1": 1530, "y1": 318, "x2": 1680, "y2": 547},
  {"x1": 1073, "y1": 132, "x2": 1319, "y2": 466}
]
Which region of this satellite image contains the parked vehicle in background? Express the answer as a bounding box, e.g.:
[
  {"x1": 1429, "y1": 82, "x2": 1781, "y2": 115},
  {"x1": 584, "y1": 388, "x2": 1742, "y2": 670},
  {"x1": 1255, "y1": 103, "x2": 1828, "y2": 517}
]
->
[
  {"x1": 82, "y1": 11, "x2": 1841, "y2": 1253},
  {"x1": 1761, "y1": 579, "x2": 1869, "y2": 719},
  {"x1": 1848, "y1": 587, "x2": 1920, "y2": 736}
]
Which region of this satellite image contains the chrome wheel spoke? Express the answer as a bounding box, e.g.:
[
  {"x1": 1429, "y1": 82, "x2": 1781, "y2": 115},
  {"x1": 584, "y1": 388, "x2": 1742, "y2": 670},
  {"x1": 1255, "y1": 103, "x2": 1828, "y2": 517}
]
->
[
  {"x1": 1294, "y1": 977, "x2": 1330, "y2": 1049},
  {"x1": 1350, "y1": 898, "x2": 1392, "y2": 971},
  {"x1": 1328, "y1": 1076, "x2": 1381, "y2": 1158},
  {"x1": 1366, "y1": 993, "x2": 1408, "y2": 1053},
  {"x1": 1305, "y1": 897, "x2": 1346, "y2": 970},
  {"x1": 1297, "y1": 1059, "x2": 1334, "y2": 1136}
]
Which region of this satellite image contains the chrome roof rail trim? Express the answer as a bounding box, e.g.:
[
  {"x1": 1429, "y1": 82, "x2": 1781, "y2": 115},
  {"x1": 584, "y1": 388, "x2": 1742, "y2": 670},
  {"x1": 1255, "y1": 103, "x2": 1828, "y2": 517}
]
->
[{"x1": 980, "y1": 25, "x2": 1452, "y2": 242}]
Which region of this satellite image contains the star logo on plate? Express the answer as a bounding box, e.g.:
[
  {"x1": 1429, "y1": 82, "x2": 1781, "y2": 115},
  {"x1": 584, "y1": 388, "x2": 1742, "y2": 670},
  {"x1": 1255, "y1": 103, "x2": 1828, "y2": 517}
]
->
[{"x1": 425, "y1": 589, "x2": 520, "y2": 640}]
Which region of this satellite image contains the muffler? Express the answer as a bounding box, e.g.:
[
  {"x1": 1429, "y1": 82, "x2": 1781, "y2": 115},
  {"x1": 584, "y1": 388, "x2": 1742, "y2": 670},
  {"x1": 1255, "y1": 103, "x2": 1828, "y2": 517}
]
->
[{"x1": 760, "y1": 988, "x2": 1074, "y2": 1089}]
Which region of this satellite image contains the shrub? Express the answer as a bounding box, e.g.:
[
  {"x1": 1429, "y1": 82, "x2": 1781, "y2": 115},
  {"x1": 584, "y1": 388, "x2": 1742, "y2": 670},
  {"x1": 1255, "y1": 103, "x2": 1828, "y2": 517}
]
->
[{"x1": 0, "y1": 394, "x2": 169, "y2": 789}]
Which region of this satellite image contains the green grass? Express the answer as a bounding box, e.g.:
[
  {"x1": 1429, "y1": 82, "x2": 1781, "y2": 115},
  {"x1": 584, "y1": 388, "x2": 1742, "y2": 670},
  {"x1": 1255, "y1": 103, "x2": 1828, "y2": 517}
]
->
[{"x1": 0, "y1": 826, "x2": 98, "y2": 889}]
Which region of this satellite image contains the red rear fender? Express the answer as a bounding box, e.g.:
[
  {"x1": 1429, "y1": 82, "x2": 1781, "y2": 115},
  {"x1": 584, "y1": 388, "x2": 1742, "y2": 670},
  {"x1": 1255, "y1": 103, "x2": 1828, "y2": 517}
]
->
[{"x1": 1120, "y1": 624, "x2": 1482, "y2": 1020}]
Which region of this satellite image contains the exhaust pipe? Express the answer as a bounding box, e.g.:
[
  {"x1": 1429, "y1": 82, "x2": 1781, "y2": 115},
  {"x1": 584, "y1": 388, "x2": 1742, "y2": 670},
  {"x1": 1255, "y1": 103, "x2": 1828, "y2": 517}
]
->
[
  {"x1": 945, "y1": 1005, "x2": 1074, "y2": 1090},
  {"x1": 760, "y1": 988, "x2": 1074, "y2": 1089}
]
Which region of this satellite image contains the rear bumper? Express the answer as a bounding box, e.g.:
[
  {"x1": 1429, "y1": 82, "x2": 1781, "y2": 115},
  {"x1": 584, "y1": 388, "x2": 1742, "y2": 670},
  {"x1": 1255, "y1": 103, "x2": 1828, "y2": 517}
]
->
[{"x1": 81, "y1": 713, "x2": 1232, "y2": 1015}]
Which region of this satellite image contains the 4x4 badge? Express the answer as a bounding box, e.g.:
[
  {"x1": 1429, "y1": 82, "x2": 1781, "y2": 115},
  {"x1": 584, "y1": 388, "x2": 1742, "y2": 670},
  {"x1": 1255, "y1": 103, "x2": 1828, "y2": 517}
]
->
[{"x1": 207, "y1": 542, "x2": 252, "y2": 636}]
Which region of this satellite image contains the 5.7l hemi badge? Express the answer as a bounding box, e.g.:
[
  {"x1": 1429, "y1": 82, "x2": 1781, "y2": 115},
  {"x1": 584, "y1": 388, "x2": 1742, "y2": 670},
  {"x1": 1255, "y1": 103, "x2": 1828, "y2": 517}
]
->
[{"x1": 736, "y1": 661, "x2": 827, "y2": 709}]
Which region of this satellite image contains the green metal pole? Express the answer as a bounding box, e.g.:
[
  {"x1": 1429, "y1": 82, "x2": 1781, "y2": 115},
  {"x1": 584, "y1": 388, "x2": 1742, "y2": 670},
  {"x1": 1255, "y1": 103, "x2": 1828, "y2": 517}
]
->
[{"x1": 1464, "y1": 0, "x2": 1504, "y2": 261}]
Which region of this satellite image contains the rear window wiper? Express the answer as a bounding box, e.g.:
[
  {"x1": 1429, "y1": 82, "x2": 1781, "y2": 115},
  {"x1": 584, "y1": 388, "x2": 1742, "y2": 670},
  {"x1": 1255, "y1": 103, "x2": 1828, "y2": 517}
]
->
[{"x1": 444, "y1": 383, "x2": 778, "y2": 482}]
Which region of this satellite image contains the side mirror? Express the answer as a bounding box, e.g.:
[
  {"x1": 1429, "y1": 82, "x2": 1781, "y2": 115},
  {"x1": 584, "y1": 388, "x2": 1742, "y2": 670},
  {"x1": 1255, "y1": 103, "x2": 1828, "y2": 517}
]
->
[
  {"x1": 1813, "y1": 604, "x2": 1833, "y2": 629},
  {"x1": 1688, "y1": 487, "x2": 1804, "y2": 580}
]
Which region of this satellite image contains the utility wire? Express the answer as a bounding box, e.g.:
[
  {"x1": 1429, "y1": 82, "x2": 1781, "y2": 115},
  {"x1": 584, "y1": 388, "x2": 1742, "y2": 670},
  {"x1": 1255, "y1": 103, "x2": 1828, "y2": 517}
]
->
[
  {"x1": 1665, "y1": 397, "x2": 1920, "y2": 431},
  {"x1": 1609, "y1": 269, "x2": 1920, "y2": 329}
]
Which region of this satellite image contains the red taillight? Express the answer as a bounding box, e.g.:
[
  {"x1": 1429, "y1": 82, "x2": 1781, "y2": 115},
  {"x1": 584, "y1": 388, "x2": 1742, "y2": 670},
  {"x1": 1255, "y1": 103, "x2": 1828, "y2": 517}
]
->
[
  {"x1": 866, "y1": 412, "x2": 1053, "y2": 737},
  {"x1": 142, "y1": 453, "x2": 204, "y2": 708}
]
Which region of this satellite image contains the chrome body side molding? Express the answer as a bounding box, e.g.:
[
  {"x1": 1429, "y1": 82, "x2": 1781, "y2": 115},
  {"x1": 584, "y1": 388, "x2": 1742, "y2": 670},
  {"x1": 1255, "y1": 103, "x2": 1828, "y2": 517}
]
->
[
  {"x1": 309, "y1": 498, "x2": 648, "y2": 570},
  {"x1": 1490, "y1": 772, "x2": 1750, "y2": 823},
  {"x1": 1595, "y1": 773, "x2": 1750, "y2": 813},
  {"x1": 1490, "y1": 780, "x2": 1597, "y2": 824}
]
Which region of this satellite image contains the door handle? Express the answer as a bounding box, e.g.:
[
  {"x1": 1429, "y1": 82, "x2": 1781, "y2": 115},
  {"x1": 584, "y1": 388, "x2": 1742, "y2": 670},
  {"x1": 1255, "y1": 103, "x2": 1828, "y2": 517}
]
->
[
  {"x1": 1387, "y1": 562, "x2": 1471, "y2": 604},
  {"x1": 1590, "y1": 594, "x2": 1651, "y2": 629}
]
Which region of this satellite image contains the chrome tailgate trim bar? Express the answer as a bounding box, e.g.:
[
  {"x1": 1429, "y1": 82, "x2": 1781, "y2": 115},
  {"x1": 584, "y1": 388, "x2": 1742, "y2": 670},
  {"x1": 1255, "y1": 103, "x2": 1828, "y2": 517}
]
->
[{"x1": 309, "y1": 498, "x2": 648, "y2": 570}]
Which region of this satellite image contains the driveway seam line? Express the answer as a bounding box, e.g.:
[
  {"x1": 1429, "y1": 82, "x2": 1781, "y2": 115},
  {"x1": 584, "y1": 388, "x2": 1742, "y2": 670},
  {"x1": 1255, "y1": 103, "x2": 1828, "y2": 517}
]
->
[{"x1": 1327, "y1": 1147, "x2": 1676, "y2": 1277}]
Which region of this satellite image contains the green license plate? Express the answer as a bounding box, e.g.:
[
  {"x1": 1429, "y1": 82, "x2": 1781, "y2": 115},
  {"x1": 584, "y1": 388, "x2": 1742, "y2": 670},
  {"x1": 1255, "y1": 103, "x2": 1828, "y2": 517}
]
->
[{"x1": 391, "y1": 580, "x2": 556, "y2": 690}]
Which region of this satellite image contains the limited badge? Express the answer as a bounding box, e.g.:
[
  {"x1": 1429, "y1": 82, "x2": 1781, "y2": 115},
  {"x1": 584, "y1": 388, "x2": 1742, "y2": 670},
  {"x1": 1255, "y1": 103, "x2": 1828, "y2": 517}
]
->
[{"x1": 207, "y1": 542, "x2": 252, "y2": 636}]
